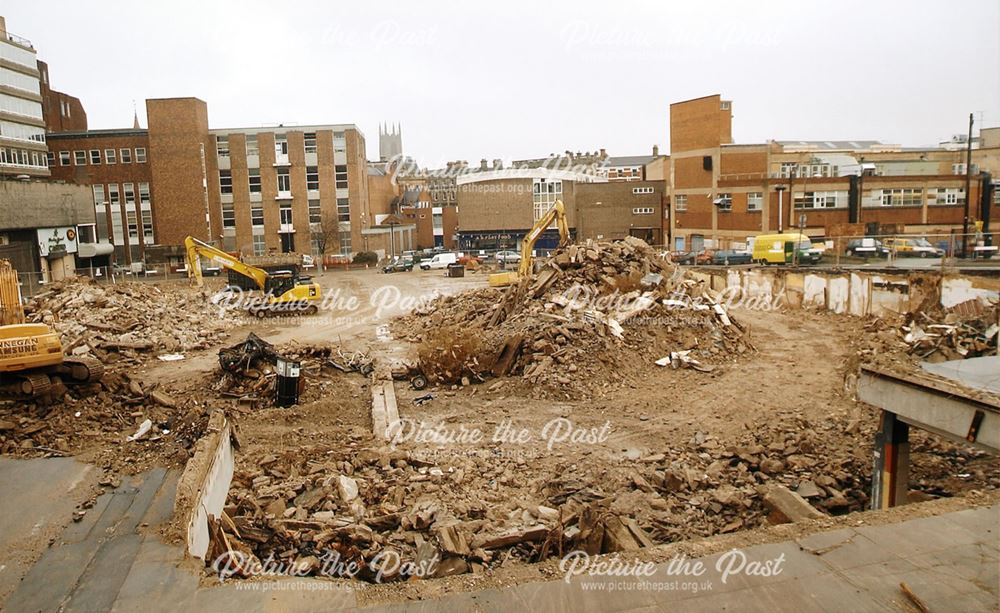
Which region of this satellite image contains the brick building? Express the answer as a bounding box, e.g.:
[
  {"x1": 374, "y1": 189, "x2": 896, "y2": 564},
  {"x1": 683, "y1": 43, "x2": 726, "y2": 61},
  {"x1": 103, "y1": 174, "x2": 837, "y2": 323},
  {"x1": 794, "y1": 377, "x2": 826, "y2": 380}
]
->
[
  {"x1": 46, "y1": 128, "x2": 151, "y2": 264},
  {"x1": 43, "y1": 95, "x2": 375, "y2": 267},
  {"x1": 575, "y1": 180, "x2": 666, "y2": 244},
  {"x1": 667, "y1": 94, "x2": 1000, "y2": 251}
]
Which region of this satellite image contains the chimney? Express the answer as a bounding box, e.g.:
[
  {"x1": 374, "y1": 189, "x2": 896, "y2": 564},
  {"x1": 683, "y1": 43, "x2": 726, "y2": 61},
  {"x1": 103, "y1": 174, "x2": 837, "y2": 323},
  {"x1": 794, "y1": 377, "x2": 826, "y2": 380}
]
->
[
  {"x1": 0, "y1": 17, "x2": 6, "y2": 37},
  {"x1": 480, "y1": 159, "x2": 488, "y2": 171},
  {"x1": 493, "y1": 158, "x2": 503, "y2": 170},
  {"x1": 652, "y1": 144, "x2": 659, "y2": 156},
  {"x1": 599, "y1": 148, "x2": 607, "y2": 158}
]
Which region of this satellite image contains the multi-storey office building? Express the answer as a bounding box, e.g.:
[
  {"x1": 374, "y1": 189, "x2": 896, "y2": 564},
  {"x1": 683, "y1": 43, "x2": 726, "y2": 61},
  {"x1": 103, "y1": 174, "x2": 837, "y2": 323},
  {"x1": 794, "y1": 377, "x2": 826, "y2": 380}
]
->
[
  {"x1": 45, "y1": 96, "x2": 374, "y2": 268},
  {"x1": 667, "y1": 94, "x2": 999, "y2": 251},
  {"x1": 0, "y1": 16, "x2": 48, "y2": 178}
]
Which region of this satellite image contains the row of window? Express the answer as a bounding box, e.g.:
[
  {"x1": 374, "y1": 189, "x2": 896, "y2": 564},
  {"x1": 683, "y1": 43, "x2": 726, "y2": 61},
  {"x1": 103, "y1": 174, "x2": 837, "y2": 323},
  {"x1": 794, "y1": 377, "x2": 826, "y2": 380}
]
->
[
  {"x1": 632, "y1": 187, "x2": 655, "y2": 195},
  {"x1": 91, "y1": 183, "x2": 153, "y2": 243},
  {"x1": 216, "y1": 131, "x2": 347, "y2": 158},
  {"x1": 220, "y1": 165, "x2": 347, "y2": 194},
  {"x1": 0, "y1": 146, "x2": 46, "y2": 168},
  {"x1": 673, "y1": 188, "x2": 973, "y2": 212},
  {"x1": 223, "y1": 198, "x2": 349, "y2": 229},
  {"x1": 58, "y1": 147, "x2": 146, "y2": 166},
  {"x1": 0, "y1": 119, "x2": 45, "y2": 143},
  {"x1": 92, "y1": 182, "x2": 151, "y2": 207},
  {"x1": 0, "y1": 92, "x2": 43, "y2": 120}
]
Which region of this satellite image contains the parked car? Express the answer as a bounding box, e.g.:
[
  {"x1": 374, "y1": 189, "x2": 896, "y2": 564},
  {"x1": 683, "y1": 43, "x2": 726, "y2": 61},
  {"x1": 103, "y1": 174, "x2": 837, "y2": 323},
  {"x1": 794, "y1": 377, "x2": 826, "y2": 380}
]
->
[
  {"x1": 382, "y1": 256, "x2": 414, "y2": 273},
  {"x1": 711, "y1": 250, "x2": 752, "y2": 265},
  {"x1": 882, "y1": 237, "x2": 944, "y2": 258},
  {"x1": 845, "y1": 238, "x2": 890, "y2": 258},
  {"x1": 669, "y1": 250, "x2": 696, "y2": 264},
  {"x1": 495, "y1": 250, "x2": 521, "y2": 264},
  {"x1": 420, "y1": 252, "x2": 458, "y2": 270}
]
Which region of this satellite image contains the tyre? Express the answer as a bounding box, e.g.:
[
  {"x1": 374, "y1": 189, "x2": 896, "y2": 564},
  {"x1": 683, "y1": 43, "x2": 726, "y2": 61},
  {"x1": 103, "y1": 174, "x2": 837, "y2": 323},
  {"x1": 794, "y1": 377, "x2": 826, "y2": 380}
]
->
[
  {"x1": 254, "y1": 308, "x2": 268, "y2": 319},
  {"x1": 919, "y1": 251, "x2": 929, "y2": 258}
]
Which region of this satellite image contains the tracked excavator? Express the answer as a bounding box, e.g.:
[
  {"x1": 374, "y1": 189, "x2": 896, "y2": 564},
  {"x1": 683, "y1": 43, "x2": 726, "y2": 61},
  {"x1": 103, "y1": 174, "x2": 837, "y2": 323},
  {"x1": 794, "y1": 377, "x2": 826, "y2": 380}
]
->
[
  {"x1": 0, "y1": 260, "x2": 103, "y2": 400},
  {"x1": 488, "y1": 200, "x2": 571, "y2": 287}
]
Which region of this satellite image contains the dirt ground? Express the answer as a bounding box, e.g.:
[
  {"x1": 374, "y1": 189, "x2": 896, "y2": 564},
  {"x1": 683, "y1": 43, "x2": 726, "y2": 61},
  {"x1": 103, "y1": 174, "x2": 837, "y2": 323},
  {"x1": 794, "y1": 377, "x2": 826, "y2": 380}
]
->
[{"x1": 3, "y1": 266, "x2": 997, "y2": 605}]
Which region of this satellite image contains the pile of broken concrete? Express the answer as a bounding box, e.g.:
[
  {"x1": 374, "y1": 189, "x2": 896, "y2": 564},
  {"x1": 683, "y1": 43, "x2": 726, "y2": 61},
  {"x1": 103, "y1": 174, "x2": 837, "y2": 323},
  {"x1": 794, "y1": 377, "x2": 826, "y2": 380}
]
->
[
  {"x1": 204, "y1": 403, "x2": 981, "y2": 583},
  {"x1": 394, "y1": 237, "x2": 753, "y2": 396},
  {"x1": 25, "y1": 278, "x2": 232, "y2": 362}
]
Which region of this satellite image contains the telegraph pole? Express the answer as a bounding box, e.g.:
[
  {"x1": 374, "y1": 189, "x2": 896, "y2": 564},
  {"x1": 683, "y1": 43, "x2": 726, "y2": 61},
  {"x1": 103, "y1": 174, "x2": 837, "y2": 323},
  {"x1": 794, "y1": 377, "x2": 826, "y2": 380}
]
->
[{"x1": 962, "y1": 113, "x2": 973, "y2": 258}]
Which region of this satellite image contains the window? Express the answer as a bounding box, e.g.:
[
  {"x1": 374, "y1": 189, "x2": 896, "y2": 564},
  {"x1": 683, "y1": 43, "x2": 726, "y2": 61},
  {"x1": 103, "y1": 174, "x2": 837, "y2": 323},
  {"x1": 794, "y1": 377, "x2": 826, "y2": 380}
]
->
[
  {"x1": 335, "y1": 165, "x2": 348, "y2": 189},
  {"x1": 308, "y1": 199, "x2": 321, "y2": 224},
  {"x1": 220, "y1": 169, "x2": 232, "y2": 194},
  {"x1": 90, "y1": 150, "x2": 101, "y2": 164},
  {"x1": 337, "y1": 197, "x2": 350, "y2": 222},
  {"x1": 716, "y1": 193, "x2": 732, "y2": 211},
  {"x1": 277, "y1": 168, "x2": 291, "y2": 192},
  {"x1": 778, "y1": 162, "x2": 796, "y2": 178},
  {"x1": 92, "y1": 184, "x2": 105, "y2": 206},
  {"x1": 532, "y1": 178, "x2": 562, "y2": 221},
  {"x1": 632, "y1": 187, "x2": 654, "y2": 195},
  {"x1": 306, "y1": 166, "x2": 319, "y2": 190},
  {"x1": 674, "y1": 194, "x2": 687, "y2": 211},
  {"x1": 141, "y1": 209, "x2": 154, "y2": 242},
  {"x1": 339, "y1": 230, "x2": 352, "y2": 255},
  {"x1": 304, "y1": 132, "x2": 317, "y2": 154},
  {"x1": 108, "y1": 183, "x2": 120, "y2": 205},
  {"x1": 123, "y1": 183, "x2": 135, "y2": 205},
  {"x1": 135, "y1": 147, "x2": 146, "y2": 163},
  {"x1": 139, "y1": 183, "x2": 150, "y2": 204},
  {"x1": 216, "y1": 135, "x2": 229, "y2": 158},
  {"x1": 246, "y1": 135, "x2": 258, "y2": 157},
  {"x1": 632, "y1": 207, "x2": 654, "y2": 215},
  {"x1": 248, "y1": 168, "x2": 261, "y2": 192},
  {"x1": 222, "y1": 203, "x2": 236, "y2": 228},
  {"x1": 932, "y1": 188, "x2": 965, "y2": 205},
  {"x1": 747, "y1": 192, "x2": 763, "y2": 211},
  {"x1": 59, "y1": 151, "x2": 70, "y2": 166},
  {"x1": 105, "y1": 149, "x2": 117, "y2": 164},
  {"x1": 720, "y1": 100, "x2": 731, "y2": 110},
  {"x1": 880, "y1": 188, "x2": 922, "y2": 207},
  {"x1": 333, "y1": 131, "x2": 346, "y2": 153},
  {"x1": 46, "y1": 151, "x2": 54, "y2": 167},
  {"x1": 251, "y1": 205, "x2": 264, "y2": 226},
  {"x1": 74, "y1": 150, "x2": 86, "y2": 165},
  {"x1": 794, "y1": 191, "x2": 845, "y2": 209},
  {"x1": 126, "y1": 209, "x2": 138, "y2": 239},
  {"x1": 120, "y1": 148, "x2": 132, "y2": 164},
  {"x1": 952, "y1": 163, "x2": 967, "y2": 175},
  {"x1": 252, "y1": 234, "x2": 266, "y2": 256},
  {"x1": 275, "y1": 133, "x2": 288, "y2": 156},
  {"x1": 279, "y1": 203, "x2": 293, "y2": 226}
]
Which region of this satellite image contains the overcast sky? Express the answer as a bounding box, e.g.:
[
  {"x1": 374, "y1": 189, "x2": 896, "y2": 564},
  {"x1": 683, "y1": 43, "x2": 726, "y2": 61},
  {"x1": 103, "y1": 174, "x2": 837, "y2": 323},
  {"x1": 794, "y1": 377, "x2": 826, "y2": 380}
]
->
[{"x1": 6, "y1": 1, "x2": 999, "y2": 166}]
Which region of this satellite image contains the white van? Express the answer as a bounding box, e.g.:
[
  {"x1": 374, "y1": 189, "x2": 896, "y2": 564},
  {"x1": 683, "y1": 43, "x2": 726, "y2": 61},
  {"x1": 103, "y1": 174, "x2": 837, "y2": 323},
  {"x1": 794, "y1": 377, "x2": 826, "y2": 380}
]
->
[{"x1": 420, "y1": 252, "x2": 458, "y2": 270}]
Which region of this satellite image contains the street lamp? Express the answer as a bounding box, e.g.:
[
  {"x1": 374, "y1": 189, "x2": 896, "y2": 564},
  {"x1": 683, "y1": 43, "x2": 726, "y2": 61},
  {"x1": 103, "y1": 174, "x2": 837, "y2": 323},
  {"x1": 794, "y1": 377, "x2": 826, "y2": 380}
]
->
[{"x1": 775, "y1": 185, "x2": 788, "y2": 233}]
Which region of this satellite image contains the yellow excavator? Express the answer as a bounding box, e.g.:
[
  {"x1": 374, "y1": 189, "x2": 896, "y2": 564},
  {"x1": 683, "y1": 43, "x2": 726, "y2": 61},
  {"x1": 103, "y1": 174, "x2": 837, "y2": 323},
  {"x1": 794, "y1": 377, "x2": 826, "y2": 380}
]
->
[
  {"x1": 0, "y1": 260, "x2": 103, "y2": 400},
  {"x1": 489, "y1": 200, "x2": 571, "y2": 287},
  {"x1": 184, "y1": 237, "x2": 322, "y2": 317}
]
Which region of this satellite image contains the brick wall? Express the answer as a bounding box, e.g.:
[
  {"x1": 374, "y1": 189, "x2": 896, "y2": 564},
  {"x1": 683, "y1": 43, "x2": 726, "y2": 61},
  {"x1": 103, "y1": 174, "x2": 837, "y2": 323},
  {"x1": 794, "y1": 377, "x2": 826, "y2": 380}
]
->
[{"x1": 575, "y1": 181, "x2": 664, "y2": 243}]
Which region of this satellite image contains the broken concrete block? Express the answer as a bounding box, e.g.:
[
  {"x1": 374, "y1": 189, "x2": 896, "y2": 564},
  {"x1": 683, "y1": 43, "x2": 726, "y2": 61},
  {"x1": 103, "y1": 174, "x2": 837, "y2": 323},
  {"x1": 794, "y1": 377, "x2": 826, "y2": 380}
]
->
[{"x1": 763, "y1": 485, "x2": 825, "y2": 524}]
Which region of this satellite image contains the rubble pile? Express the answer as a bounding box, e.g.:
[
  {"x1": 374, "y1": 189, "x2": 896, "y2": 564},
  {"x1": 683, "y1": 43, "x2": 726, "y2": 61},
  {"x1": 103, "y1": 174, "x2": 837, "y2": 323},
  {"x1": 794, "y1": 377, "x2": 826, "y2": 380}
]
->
[
  {"x1": 855, "y1": 299, "x2": 998, "y2": 369},
  {"x1": 25, "y1": 278, "x2": 232, "y2": 362},
  {"x1": 394, "y1": 237, "x2": 752, "y2": 395},
  {"x1": 208, "y1": 403, "x2": 1000, "y2": 583},
  {"x1": 0, "y1": 371, "x2": 212, "y2": 471}
]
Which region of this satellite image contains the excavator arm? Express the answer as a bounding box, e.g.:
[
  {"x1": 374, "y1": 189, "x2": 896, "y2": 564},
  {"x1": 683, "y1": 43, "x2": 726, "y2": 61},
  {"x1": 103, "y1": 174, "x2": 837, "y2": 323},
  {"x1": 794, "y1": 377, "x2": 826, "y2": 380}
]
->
[
  {"x1": 184, "y1": 236, "x2": 269, "y2": 290},
  {"x1": 517, "y1": 200, "x2": 570, "y2": 277}
]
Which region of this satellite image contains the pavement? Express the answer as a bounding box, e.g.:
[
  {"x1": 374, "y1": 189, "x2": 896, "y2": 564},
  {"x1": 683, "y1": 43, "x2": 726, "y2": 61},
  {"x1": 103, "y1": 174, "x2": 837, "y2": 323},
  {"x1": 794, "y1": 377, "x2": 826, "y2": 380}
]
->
[{"x1": 2, "y1": 458, "x2": 997, "y2": 612}]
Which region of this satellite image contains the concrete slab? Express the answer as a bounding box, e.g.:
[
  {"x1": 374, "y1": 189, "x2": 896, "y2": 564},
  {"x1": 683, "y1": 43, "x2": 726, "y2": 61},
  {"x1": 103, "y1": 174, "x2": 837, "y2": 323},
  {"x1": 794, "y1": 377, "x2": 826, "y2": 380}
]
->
[{"x1": 0, "y1": 456, "x2": 95, "y2": 605}]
